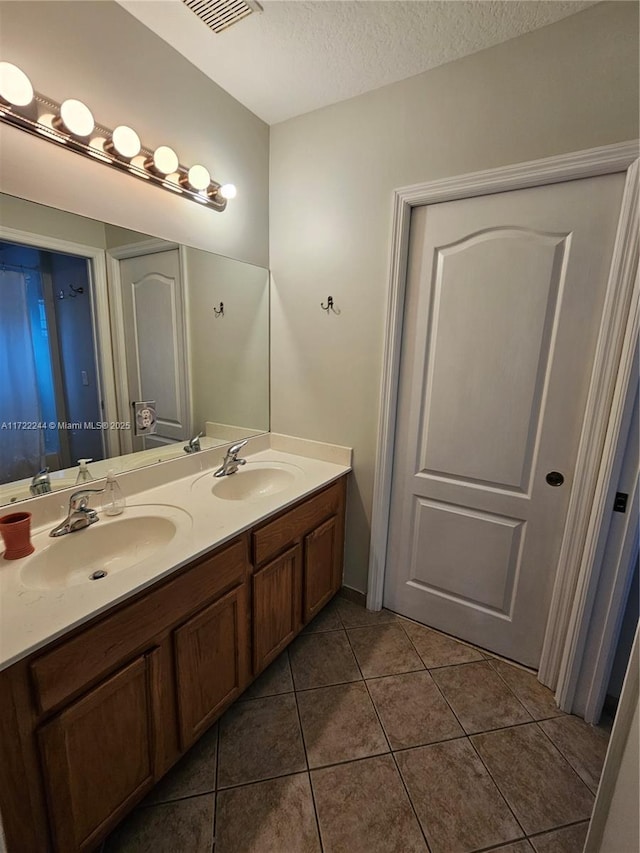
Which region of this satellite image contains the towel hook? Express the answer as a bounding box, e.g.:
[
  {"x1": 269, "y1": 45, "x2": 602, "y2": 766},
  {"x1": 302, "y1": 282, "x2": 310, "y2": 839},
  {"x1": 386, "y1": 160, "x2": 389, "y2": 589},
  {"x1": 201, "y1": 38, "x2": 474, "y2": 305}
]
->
[
  {"x1": 213, "y1": 301, "x2": 224, "y2": 317},
  {"x1": 320, "y1": 296, "x2": 340, "y2": 314}
]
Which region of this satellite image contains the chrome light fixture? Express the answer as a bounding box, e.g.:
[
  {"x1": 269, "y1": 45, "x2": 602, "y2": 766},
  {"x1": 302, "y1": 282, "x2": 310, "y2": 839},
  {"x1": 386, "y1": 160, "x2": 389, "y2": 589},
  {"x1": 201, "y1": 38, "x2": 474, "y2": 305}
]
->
[{"x1": 0, "y1": 61, "x2": 236, "y2": 212}]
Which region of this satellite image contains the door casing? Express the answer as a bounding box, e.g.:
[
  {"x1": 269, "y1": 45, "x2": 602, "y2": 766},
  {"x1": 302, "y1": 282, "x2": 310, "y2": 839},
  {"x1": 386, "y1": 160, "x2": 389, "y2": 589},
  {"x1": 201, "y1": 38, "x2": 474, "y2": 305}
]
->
[{"x1": 367, "y1": 140, "x2": 639, "y2": 710}]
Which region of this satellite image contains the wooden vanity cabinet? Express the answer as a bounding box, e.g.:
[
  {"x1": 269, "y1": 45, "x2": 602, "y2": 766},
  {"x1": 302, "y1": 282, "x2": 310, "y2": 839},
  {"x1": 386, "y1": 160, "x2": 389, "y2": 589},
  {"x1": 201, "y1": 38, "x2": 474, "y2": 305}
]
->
[
  {"x1": 37, "y1": 653, "x2": 159, "y2": 852},
  {"x1": 251, "y1": 477, "x2": 347, "y2": 675},
  {"x1": 0, "y1": 475, "x2": 348, "y2": 853},
  {"x1": 0, "y1": 534, "x2": 251, "y2": 853},
  {"x1": 251, "y1": 545, "x2": 303, "y2": 673},
  {"x1": 174, "y1": 583, "x2": 249, "y2": 749}
]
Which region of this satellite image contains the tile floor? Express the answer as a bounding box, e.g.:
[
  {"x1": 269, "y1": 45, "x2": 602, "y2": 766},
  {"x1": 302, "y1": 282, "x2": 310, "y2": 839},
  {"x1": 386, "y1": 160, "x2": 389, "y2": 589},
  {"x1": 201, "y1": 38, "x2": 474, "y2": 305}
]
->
[{"x1": 105, "y1": 595, "x2": 610, "y2": 853}]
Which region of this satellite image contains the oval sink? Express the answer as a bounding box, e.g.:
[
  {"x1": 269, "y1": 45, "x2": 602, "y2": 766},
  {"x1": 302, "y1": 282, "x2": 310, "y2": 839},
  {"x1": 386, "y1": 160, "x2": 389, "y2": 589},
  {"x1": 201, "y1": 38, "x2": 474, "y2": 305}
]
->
[
  {"x1": 191, "y1": 461, "x2": 303, "y2": 502},
  {"x1": 20, "y1": 506, "x2": 191, "y2": 590},
  {"x1": 212, "y1": 467, "x2": 295, "y2": 501}
]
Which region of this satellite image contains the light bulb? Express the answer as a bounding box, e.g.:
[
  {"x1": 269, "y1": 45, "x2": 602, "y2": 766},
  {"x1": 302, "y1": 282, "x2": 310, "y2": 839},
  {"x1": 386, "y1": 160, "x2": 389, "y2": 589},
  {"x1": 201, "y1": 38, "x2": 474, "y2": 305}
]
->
[
  {"x1": 57, "y1": 99, "x2": 95, "y2": 137},
  {"x1": 219, "y1": 183, "x2": 237, "y2": 200},
  {"x1": 146, "y1": 145, "x2": 179, "y2": 176},
  {"x1": 108, "y1": 125, "x2": 141, "y2": 159},
  {"x1": 0, "y1": 62, "x2": 34, "y2": 107},
  {"x1": 182, "y1": 164, "x2": 210, "y2": 191}
]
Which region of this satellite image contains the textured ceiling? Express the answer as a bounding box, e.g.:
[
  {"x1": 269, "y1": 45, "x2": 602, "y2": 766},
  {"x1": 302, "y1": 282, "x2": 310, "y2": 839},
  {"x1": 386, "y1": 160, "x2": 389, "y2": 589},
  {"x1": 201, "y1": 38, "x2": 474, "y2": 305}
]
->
[{"x1": 119, "y1": 0, "x2": 598, "y2": 124}]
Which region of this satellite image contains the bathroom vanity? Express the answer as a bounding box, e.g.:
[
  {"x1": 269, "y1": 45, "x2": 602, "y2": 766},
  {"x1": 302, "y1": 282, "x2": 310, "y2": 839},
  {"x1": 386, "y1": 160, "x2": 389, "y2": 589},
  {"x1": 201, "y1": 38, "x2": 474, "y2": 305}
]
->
[{"x1": 0, "y1": 441, "x2": 349, "y2": 852}]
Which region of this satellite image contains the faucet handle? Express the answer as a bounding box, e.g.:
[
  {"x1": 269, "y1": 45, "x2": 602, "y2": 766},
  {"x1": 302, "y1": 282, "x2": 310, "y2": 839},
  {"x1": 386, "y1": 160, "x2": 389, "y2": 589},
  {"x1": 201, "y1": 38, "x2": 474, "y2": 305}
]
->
[
  {"x1": 184, "y1": 431, "x2": 203, "y2": 453},
  {"x1": 228, "y1": 439, "x2": 248, "y2": 457},
  {"x1": 69, "y1": 487, "x2": 105, "y2": 512}
]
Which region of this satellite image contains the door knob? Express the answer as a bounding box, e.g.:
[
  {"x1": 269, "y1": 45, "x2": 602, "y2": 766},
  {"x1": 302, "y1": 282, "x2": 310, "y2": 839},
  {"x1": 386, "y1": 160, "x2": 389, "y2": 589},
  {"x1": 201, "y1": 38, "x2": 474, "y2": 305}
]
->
[{"x1": 546, "y1": 471, "x2": 565, "y2": 487}]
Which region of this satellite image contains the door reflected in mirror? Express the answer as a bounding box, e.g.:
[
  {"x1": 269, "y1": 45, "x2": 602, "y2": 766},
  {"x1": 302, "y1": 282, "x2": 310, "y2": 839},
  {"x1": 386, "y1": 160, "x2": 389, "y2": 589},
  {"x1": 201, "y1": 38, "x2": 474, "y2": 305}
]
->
[{"x1": 0, "y1": 192, "x2": 270, "y2": 506}]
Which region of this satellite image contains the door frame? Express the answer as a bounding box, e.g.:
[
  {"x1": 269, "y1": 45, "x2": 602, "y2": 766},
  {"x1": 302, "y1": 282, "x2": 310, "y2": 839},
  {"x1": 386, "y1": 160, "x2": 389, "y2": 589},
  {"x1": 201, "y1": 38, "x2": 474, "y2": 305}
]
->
[
  {"x1": 106, "y1": 240, "x2": 192, "y2": 455},
  {"x1": 367, "y1": 140, "x2": 639, "y2": 706},
  {"x1": 0, "y1": 224, "x2": 119, "y2": 459}
]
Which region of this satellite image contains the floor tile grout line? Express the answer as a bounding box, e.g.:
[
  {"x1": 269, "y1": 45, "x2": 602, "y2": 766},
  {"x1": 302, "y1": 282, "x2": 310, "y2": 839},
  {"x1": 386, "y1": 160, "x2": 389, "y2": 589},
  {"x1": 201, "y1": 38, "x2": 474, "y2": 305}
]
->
[
  {"x1": 211, "y1": 721, "x2": 220, "y2": 851},
  {"x1": 469, "y1": 838, "x2": 532, "y2": 853},
  {"x1": 425, "y1": 667, "x2": 529, "y2": 843},
  {"x1": 470, "y1": 839, "x2": 533, "y2": 853},
  {"x1": 289, "y1": 627, "x2": 362, "y2": 691},
  {"x1": 214, "y1": 767, "x2": 316, "y2": 794},
  {"x1": 526, "y1": 817, "x2": 591, "y2": 840},
  {"x1": 342, "y1": 622, "x2": 433, "y2": 852},
  {"x1": 139, "y1": 788, "x2": 217, "y2": 809},
  {"x1": 306, "y1": 772, "x2": 327, "y2": 853},
  {"x1": 394, "y1": 612, "x2": 492, "y2": 658},
  {"x1": 385, "y1": 714, "x2": 552, "y2": 754},
  {"x1": 533, "y1": 719, "x2": 601, "y2": 797},
  {"x1": 487, "y1": 657, "x2": 561, "y2": 722},
  {"x1": 343, "y1": 619, "x2": 428, "y2": 678},
  {"x1": 429, "y1": 659, "x2": 536, "y2": 730},
  {"x1": 290, "y1": 673, "x2": 325, "y2": 852},
  {"x1": 471, "y1": 722, "x2": 602, "y2": 839},
  {"x1": 394, "y1": 617, "x2": 481, "y2": 672},
  {"x1": 464, "y1": 731, "x2": 529, "y2": 843}
]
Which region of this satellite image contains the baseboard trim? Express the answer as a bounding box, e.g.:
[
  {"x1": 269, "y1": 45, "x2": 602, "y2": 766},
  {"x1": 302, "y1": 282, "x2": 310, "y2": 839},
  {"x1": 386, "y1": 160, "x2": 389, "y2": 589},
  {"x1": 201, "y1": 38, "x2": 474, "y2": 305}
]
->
[{"x1": 339, "y1": 586, "x2": 367, "y2": 606}]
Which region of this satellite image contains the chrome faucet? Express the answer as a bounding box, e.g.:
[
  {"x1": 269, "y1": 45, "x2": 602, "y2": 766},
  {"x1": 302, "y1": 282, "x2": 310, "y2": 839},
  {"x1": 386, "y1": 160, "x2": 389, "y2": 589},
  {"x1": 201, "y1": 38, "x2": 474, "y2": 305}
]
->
[
  {"x1": 30, "y1": 467, "x2": 51, "y2": 496},
  {"x1": 184, "y1": 432, "x2": 203, "y2": 454},
  {"x1": 214, "y1": 440, "x2": 248, "y2": 477},
  {"x1": 49, "y1": 487, "x2": 105, "y2": 538}
]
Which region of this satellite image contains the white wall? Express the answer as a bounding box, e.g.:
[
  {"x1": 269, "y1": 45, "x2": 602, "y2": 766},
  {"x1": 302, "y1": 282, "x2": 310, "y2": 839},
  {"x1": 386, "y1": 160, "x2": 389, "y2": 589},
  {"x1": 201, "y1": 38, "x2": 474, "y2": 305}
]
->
[
  {"x1": 0, "y1": 0, "x2": 269, "y2": 267},
  {"x1": 269, "y1": 1, "x2": 640, "y2": 592}
]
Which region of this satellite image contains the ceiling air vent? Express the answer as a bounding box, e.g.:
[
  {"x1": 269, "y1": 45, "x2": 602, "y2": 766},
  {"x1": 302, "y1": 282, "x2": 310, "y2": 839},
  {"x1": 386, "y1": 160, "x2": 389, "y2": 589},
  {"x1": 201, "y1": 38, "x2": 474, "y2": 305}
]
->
[{"x1": 182, "y1": 0, "x2": 263, "y2": 34}]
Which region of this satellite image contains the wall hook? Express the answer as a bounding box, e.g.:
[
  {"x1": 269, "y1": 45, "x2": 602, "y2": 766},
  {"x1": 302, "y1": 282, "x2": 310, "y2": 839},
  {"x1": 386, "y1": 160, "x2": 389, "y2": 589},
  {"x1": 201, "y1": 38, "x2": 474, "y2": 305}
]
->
[
  {"x1": 60, "y1": 284, "x2": 85, "y2": 299},
  {"x1": 213, "y1": 301, "x2": 224, "y2": 317},
  {"x1": 321, "y1": 296, "x2": 340, "y2": 314}
]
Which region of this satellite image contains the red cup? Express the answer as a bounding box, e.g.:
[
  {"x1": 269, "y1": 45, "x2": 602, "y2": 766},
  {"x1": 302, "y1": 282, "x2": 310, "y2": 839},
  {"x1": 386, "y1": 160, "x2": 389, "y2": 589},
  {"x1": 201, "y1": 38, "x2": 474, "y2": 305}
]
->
[{"x1": 0, "y1": 511, "x2": 35, "y2": 560}]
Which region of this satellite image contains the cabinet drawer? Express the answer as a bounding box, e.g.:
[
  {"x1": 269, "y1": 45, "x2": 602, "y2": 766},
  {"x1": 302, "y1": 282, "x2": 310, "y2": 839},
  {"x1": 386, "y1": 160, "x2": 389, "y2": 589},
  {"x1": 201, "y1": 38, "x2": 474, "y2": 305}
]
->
[
  {"x1": 253, "y1": 480, "x2": 342, "y2": 566},
  {"x1": 31, "y1": 536, "x2": 248, "y2": 716}
]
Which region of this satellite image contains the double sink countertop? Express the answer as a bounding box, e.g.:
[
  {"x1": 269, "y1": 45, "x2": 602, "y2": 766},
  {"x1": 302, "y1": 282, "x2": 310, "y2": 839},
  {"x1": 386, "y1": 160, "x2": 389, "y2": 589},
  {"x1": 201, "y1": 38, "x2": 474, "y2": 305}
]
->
[{"x1": 0, "y1": 433, "x2": 351, "y2": 671}]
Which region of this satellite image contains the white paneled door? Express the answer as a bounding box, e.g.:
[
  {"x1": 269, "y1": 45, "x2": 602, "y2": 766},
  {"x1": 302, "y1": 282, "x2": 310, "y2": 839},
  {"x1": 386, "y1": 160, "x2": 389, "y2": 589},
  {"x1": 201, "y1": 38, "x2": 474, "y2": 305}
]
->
[
  {"x1": 119, "y1": 249, "x2": 190, "y2": 451},
  {"x1": 384, "y1": 174, "x2": 626, "y2": 668}
]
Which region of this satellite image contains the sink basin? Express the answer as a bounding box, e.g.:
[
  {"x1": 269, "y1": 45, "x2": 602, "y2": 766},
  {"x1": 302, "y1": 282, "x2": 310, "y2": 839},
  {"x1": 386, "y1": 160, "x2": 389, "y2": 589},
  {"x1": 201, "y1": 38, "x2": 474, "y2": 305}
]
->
[
  {"x1": 192, "y1": 461, "x2": 303, "y2": 502},
  {"x1": 19, "y1": 505, "x2": 192, "y2": 590}
]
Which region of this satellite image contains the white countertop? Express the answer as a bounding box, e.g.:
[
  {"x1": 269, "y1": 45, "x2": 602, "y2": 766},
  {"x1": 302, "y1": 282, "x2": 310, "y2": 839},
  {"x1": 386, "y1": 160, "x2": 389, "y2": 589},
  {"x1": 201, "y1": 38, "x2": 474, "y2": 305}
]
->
[{"x1": 0, "y1": 437, "x2": 351, "y2": 671}]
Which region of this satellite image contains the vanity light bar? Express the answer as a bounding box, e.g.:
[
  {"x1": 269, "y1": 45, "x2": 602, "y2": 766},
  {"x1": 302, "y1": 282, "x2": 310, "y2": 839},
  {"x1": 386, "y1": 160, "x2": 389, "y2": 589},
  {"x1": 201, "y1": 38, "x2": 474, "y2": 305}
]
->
[{"x1": 0, "y1": 62, "x2": 236, "y2": 212}]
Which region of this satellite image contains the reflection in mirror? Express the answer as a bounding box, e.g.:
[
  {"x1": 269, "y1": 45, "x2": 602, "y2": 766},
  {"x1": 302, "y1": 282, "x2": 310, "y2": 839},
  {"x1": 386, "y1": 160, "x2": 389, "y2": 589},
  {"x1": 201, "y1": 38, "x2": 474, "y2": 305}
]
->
[
  {"x1": 0, "y1": 193, "x2": 269, "y2": 506},
  {"x1": 0, "y1": 240, "x2": 103, "y2": 482}
]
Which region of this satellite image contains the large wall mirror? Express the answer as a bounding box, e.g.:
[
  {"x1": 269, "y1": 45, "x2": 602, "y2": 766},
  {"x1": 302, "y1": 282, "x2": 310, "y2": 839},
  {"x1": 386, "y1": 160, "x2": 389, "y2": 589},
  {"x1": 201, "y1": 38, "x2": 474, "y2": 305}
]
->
[{"x1": 0, "y1": 192, "x2": 269, "y2": 506}]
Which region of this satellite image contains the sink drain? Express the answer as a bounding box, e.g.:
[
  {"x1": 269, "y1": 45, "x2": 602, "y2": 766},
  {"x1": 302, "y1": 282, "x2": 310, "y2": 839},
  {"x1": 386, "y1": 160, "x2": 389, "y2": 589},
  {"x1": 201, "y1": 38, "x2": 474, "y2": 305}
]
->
[{"x1": 89, "y1": 570, "x2": 108, "y2": 580}]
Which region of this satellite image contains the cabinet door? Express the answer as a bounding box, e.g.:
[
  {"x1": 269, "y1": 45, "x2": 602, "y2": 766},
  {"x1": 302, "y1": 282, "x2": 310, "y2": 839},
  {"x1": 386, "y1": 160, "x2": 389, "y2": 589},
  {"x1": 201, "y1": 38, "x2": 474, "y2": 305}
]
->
[
  {"x1": 38, "y1": 653, "x2": 158, "y2": 853},
  {"x1": 303, "y1": 516, "x2": 340, "y2": 623},
  {"x1": 174, "y1": 584, "x2": 248, "y2": 749},
  {"x1": 253, "y1": 545, "x2": 302, "y2": 674}
]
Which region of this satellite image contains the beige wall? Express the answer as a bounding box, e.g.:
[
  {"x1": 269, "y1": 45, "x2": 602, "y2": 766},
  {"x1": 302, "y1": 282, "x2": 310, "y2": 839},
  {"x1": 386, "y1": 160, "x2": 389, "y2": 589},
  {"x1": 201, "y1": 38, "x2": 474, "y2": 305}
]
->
[
  {"x1": 0, "y1": 194, "x2": 107, "y2": 248},
  {"x1": 600, "y1": 697, "x2": 640, "y2": 853},
  {"x1": 586, "y1": 628, "x2": 639, "y2": 853},
  {"x1": 0, "y1": 1, "x2": 269, "y2": 267},
  {"x1": 185, "y1": 248, "x2": 270, "y2": 433},
  {"x1": 269, "y1": 1, "x2": 640, "y2": 593}
]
